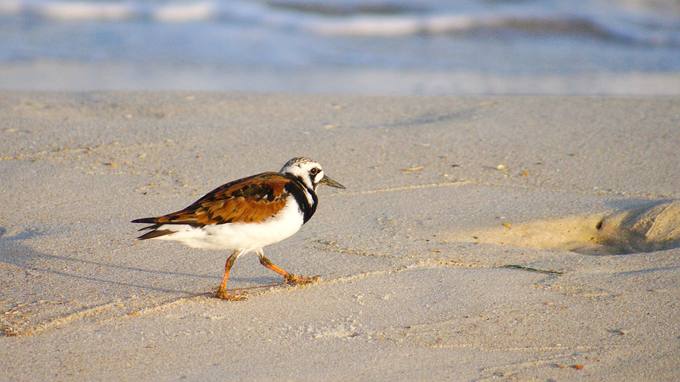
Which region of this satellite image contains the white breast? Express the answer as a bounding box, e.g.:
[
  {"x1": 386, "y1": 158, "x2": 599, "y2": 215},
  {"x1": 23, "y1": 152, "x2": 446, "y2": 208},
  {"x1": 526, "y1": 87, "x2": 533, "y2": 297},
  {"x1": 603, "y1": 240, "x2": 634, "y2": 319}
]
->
[{"x1": 154, "y1": 196, "x2": 304, "y2": 252}]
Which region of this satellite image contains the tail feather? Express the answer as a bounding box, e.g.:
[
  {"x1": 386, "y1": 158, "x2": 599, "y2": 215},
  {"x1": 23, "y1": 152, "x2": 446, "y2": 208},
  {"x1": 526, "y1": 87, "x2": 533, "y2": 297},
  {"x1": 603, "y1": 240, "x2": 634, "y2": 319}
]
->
[
  {"x1": 137, "y1": 224, "x2": 160, "y2": 232},
  {"x1": 137, "y1": 229, "x2": 174, "y2": 240},
  {"x1": 132, "y1": 217, "x2": 174, "y2": 240},
  {"x1": 131, "y1": 217, "x2": 157, "y2": 224}
]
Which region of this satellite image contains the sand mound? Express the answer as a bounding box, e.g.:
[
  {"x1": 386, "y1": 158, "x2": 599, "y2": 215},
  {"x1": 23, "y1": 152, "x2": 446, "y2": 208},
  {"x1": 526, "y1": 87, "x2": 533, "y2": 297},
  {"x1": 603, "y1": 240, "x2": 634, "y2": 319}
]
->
[{"x1": 446, "y1": 201, "x2": 680, "y2": 255}]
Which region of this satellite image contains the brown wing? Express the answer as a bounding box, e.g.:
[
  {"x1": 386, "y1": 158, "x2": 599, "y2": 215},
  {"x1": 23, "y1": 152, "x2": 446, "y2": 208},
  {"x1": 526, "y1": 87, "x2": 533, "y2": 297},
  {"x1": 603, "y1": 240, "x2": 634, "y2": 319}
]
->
[{"x1": 142, "y1": 172, "x2": 292, "y2": 226}]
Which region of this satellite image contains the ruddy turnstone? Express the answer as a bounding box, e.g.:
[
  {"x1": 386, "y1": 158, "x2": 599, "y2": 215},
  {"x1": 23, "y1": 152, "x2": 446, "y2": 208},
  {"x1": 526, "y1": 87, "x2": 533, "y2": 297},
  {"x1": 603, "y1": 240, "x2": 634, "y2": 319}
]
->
[{"x1": 132, "y1": 157, "x2": 345, "y2": 300}]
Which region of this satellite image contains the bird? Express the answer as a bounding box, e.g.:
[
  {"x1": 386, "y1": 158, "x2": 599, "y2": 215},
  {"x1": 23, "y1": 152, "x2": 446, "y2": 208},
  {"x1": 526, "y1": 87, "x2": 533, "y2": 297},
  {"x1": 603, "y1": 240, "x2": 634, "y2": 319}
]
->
[{"x1": 131, "y1": 157, "x2": 345, "y2": 301}]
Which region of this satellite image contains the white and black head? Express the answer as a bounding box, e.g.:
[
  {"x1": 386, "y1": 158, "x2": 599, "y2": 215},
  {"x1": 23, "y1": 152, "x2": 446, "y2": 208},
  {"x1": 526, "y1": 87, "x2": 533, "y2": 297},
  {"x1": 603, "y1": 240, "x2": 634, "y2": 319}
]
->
[{"x1": 280, "y1": 157, "x2": 345, "y2": 191}]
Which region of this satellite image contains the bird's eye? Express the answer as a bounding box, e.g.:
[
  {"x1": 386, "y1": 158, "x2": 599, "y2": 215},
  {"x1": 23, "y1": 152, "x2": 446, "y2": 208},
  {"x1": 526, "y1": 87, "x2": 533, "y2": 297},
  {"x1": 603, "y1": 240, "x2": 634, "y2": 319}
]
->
[{"x1": 310, "y1": 168, "x2": 320, "y2": 176}]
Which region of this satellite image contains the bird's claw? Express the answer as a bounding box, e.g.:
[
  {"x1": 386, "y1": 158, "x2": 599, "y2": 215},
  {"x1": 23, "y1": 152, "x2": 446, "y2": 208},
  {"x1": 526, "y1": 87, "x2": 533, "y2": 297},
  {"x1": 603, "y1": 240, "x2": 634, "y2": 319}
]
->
[
  {"x1": 215, "y1": 289, "x2": 247, "y2": 301},
  {"x1": 284, "y1": 274, "x2": 321, "y2": 286}
]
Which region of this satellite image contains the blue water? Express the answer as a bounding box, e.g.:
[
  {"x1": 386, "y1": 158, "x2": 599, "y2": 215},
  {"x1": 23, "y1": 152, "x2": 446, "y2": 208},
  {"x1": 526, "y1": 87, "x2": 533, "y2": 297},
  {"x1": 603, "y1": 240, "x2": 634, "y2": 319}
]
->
[{"x1": 1, "y1": 0, "x2": 679, "y2": 94}]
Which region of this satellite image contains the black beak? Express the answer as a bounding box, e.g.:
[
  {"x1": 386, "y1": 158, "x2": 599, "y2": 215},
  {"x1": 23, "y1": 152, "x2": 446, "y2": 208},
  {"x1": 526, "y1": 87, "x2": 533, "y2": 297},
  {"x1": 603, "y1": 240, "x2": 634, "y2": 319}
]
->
[{"x1": 319, "y1": 175, "x2": 345, "y2": 189}]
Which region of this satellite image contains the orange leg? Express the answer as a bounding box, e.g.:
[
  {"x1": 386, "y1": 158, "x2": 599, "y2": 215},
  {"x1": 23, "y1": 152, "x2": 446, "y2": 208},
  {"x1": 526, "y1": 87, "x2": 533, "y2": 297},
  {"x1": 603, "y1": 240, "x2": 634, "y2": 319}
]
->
[
  {"x1": 216, "y1": 250, "x2": 246, "y2": 301},
  {"x1": 258, "y1": 252, "x2": 320, "y2": 286}
]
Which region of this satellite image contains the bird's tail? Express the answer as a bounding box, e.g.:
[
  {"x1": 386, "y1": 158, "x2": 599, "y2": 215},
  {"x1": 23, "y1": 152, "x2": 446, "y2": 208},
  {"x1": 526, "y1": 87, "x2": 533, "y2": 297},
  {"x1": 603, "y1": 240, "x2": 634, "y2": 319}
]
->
[
  {"x1": 131, "y1": 217, "x2": 173, "y2": 240},
  {"x1": 131, "y1": 217, "x2": 157, "y2": 225}
]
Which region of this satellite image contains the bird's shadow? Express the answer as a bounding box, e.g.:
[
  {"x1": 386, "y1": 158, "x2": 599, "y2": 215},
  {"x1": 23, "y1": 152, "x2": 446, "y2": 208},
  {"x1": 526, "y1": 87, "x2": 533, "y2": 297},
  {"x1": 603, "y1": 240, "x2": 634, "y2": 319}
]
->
[{"x1": 0, "y1": 227, "x2": 278, "y2": 296}]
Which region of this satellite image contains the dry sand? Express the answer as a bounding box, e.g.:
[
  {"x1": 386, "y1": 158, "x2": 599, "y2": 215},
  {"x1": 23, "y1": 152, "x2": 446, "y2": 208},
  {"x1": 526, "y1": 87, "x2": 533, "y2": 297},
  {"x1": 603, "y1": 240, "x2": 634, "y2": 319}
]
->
[{"x1": 1, "y1": 93, "x2": 679, "y2": 381}]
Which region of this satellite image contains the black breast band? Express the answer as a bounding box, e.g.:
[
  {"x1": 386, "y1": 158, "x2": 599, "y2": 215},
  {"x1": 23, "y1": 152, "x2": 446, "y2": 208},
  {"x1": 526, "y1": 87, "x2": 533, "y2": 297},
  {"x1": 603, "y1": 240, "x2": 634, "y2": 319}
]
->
[{"x1": 284, "y1": 175, "x2": 318, "y2": 224}]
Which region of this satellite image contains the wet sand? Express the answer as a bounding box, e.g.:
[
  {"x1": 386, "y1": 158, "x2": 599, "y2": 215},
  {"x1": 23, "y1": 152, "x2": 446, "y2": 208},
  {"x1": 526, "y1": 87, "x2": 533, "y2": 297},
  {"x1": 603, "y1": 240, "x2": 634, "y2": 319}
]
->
[{"x1": 1, "y1": 93, "x2": 679, "y2": 381}]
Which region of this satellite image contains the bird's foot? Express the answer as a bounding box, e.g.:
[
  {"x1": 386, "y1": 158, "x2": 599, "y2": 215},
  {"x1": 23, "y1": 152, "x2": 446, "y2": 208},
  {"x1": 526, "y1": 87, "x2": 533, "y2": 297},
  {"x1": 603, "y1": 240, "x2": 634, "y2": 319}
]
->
[
  {"x1": 284, "y1": 274, "x2": 321, "y2": 286},
  {"x1": 215, "y1": 289, "x2": 247, "y2": 301}
]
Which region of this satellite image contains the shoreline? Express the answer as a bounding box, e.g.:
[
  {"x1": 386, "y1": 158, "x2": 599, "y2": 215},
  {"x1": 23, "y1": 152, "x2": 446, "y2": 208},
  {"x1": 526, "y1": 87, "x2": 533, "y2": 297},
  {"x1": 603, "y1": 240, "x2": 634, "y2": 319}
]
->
[{"x1": 3, "y1": 64, "x2": 680, "y2": 95}]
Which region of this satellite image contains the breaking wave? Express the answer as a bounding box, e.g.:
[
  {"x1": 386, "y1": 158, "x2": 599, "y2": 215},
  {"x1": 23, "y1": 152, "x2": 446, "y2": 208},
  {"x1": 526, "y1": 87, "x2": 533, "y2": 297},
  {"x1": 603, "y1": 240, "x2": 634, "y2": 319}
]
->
[{"x1": 0, "y1": 0, "x2": 679, "y2": 46}]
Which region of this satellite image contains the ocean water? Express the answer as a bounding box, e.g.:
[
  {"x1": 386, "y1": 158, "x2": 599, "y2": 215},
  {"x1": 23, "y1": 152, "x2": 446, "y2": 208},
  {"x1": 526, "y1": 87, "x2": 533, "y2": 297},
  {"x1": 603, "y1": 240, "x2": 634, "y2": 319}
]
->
[{"x1": 1, "y1": 0, "x2": 679, "y2": 94}]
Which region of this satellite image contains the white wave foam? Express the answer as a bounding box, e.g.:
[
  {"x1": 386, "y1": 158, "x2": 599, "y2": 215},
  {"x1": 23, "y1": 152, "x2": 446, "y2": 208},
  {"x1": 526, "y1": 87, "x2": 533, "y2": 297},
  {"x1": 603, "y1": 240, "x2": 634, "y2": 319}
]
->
[
  {"x1": 153, "y1": 2, "x2": 218, "y2": 22},
  {"x1": 32, "y1": 1, "x2": 135, "y2": 21},
  {"x1": 307, "y1": 13, "x2": 494, "y2": 36},
  {"x1": 0, "y1": 0, "x2": 269, "y2": 23},
  {"x1": 305, "y1": 10, "x2": 680, "y2": 46}
]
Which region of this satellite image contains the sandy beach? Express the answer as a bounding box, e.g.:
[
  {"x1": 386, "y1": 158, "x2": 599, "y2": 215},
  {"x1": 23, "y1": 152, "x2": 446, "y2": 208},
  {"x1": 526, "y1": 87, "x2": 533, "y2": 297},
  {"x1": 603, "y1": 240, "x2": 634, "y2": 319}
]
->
[{"x1": 1, "y1": 93, "x2": 679, "y2": 381}]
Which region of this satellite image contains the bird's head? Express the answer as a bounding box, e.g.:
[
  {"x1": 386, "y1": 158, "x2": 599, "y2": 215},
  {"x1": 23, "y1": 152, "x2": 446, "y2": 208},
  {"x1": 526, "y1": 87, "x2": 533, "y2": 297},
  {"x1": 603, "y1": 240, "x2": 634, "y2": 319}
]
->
[{"x1": 281, "y1": 157, "x2": 345, "y2": 191}]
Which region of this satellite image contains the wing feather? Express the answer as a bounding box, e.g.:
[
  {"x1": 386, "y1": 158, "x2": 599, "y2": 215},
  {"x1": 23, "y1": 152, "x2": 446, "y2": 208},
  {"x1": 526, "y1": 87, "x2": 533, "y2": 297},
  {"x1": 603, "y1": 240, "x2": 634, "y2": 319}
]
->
[{"x1": 135, "y1": 172, "x2": 292, "y2": 226}]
